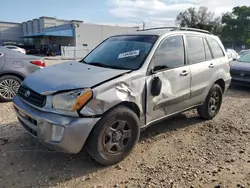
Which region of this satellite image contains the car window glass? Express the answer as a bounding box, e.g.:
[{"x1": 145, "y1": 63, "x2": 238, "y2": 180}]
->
[
  {"x1": 84, "y1": 35, "x2": 158, "y2": 70},
  {"x1": 207, "y1": 38, "x2": 225, "y2": 58},
  {"x1": 203, "y1": 38, "x2": 212, "y2": 60},
  {"x1": 6, "y1": 46, "x2": 16, "y2": 49},
  {"x1": 238, "y1": 53, "x2": 250, "y2": 63},
  {"x1": 187, "y1": 36, "x2": 205, "y2": 64},
  {"x1": 154, "y1": 36, "x2": 185, "y2": 70}
]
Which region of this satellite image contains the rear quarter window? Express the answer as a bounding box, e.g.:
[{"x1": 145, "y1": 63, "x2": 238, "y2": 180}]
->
[{"x1": 206, "y1": 38, "x2": 225, "y2": 58}]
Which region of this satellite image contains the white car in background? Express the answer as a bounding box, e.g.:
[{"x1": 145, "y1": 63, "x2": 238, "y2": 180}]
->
[
  {"x1": 226, "y1": 49, "x2": 239, "y2": 62},
  {"x1": 4, "y1": 45, "x2": 26, "y2": 54}
]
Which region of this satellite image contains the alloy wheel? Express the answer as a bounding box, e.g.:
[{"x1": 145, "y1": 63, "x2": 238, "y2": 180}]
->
[
  {"x1": 209, "y1": 91, "x2": 220, "y2": 114},
  {"x1": 0, "y1": 79, "x2": 20, "y2": 100}
]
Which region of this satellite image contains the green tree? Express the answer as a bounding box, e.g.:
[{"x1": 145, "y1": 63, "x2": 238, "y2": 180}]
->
[
  {"x1": 221, "y1": 6, "x2": 250, "y2": 47},
  {"x1": 176, "y1": 6, "x2": 222, "y2": 35}
]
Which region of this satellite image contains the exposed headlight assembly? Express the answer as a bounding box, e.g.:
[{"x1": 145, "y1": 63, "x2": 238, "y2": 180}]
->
[{"x1": 52, "y1": 88, "x2": 92, "y2": 111}]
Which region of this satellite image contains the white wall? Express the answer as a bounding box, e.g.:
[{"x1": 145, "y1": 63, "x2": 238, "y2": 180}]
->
[
  {"x1": 0, "y1": 22, "x2": 23, "y2": 43},
  {"x1": 75, "y1": 23, "x2": 139, "y2": 49}
]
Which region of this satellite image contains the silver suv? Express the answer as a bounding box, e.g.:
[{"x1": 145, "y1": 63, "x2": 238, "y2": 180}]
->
[{"x1": 13, "y1": 27, "x2": 231, "y2": 165}]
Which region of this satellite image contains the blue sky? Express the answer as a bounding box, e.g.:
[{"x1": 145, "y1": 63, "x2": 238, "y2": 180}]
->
[{"x1": 0, "y1": 0, "x2": 249, "y2": 27}]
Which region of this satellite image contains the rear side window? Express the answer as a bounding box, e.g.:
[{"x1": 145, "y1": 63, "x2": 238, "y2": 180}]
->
[
  {"x1": 203, "y1": 38, "x2": 212, "y2": 60},
  {"x1": 6, "y1": 46, "x2": 16, "y2": 49},
  {"x1": 207, "y1": 38, "x2": 225, "y2": 58},
  {"x1": 154, "y1": 35, "x2": 185, "y2": 69},
  {"x1": 187, "y1": 36, "x2": 206, "y2": 64}
]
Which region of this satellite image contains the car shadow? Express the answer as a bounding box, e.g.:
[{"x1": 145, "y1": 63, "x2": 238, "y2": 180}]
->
[
  {"x1": 227, "y1": 85, "x2": 250, "y2": 98},
  {"x1": 0, "y1": 111, "x2": 203, "y2": 188}
]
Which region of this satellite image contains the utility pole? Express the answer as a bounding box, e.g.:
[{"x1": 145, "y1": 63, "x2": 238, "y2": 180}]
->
[{"x1": 142, "y1": 22, "x2": 145, "y2": 30}]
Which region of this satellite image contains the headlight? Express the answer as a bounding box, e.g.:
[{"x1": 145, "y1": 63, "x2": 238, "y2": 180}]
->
[{"x1": 52, "y1": 89, "x2": 92, "y2": 111}]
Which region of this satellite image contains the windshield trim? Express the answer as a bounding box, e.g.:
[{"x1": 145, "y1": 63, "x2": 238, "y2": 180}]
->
[{"x1": 80, "y1": 34, "x2": 159, "y2": 70}]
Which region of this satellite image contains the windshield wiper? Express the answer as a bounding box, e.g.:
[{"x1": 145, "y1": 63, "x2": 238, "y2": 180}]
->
[{"x1": 88, "y1": 62, "x2": 127, "y2": 70}]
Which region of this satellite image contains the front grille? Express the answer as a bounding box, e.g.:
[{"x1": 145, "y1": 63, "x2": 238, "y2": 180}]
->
[
  {"x1": 18, "y1": 118, "x2": 37, "y2": 137},
  {"x1": 18, "y1": 85, "x2": 46, "y2": 108},
  {"x1": 231, "y1": 70, "x2": 250, "y2": 78}
]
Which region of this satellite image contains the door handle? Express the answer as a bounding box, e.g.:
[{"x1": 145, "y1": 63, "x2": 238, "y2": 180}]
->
[
  {"x1": 209, "y1": 63, "x2": 215, "y2": 68},
  {"x1": 180, "y1": 70, "x2": 189, "y2": 76}
]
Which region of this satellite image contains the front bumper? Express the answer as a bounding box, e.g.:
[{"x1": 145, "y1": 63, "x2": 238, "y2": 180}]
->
[
  {"x1": 231, "y1": 77, "x2": 250, "y2": 87},
  {"x1": 13, "y1": 96, "x2": 100, "y2": 154}
]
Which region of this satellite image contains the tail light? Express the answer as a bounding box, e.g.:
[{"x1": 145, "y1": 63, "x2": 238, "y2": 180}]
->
[{"x1": 30, "y1": 60, "x2": 46, "y2": 67}]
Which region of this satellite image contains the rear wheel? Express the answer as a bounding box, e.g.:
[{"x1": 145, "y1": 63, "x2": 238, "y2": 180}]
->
[
  {"x1": 197, "y1": 84, "x2": 223, "y2": 120},
  {"x1": 87, "y1": 106, "x2": 140, "y2": 165},
  {"x1": 0, "y1": 75, "x2": 22, "y2": 102}
]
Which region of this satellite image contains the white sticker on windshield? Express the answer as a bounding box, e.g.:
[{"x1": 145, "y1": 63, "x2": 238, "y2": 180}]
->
[{"x1": 118, "y1": 50, "x2": 140, "y2": 59}]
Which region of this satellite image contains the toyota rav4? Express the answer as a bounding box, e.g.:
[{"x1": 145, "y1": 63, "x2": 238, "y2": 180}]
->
[{"x1": 13, "y1": 27, "x2": 231, "y2": 165}]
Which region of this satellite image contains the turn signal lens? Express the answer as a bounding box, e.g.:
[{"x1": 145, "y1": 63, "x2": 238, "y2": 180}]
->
[{"x1": 72, "y1": 89, "x2": 92, "y2": 111}]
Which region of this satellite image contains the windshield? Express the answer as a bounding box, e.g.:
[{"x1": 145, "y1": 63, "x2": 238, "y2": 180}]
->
[
  {"x1": 82, "y1": 35, "x2": 158, "y2": 70},
  {"x1": 238, "y1": 52, "x2": 250, "y2": 63},
  {"x1": 238, "y1": 50, "x2": 249, "y2": 56}
]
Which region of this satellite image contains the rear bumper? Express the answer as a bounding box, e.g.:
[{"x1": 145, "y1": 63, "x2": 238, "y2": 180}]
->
[
  {"x1": 225, "y1": 77, "x2": 232, "y2": 91},
  {"x1": 13, "y1": 96, "x2": 100, "y2": 154}
]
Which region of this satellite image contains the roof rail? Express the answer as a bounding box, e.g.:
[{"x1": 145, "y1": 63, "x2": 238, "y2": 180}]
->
[
  {"x1": 137, "y1": 27, "x2": 178, "y2": 31},
  {"x1": 138, "y1": 26, "x2": 212, "y2": 34},
  {"x1": 178, "y1": 27, "x2": 212, "y2": 34}
]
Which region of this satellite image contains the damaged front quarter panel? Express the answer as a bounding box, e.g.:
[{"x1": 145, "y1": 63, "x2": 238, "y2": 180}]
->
[{"x1": 80, "y1": 71, "x2": 146, "y2": 125}]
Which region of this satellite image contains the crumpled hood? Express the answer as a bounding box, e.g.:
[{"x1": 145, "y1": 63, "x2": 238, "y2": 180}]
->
[
  {"x1": 230, "y1": 61, "x2": 250, "y2": 72},
  {"x1": 23, "y1": 61, "x2": 130, "y2": 94}
]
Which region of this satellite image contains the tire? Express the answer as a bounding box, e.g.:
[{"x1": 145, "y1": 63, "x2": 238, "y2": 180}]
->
[
  {"x1": 87, "y1": 106, "x2": 140, "y2": 165},
  {"x1": 0, "y1": 75, "x2": 22, "y2": 102},
  {"x1": 197, "y1": 84, "x2": 223, "y2": 120}
]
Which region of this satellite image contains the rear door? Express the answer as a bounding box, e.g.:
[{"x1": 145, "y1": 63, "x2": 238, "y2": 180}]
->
[
  {"x1": 146, "y1": 35, "x2": 191, "y2": 124},
  {"x1": 186, "y1": 35, "x2": 218, "y2": 105},
  {"x1": 0, "y1": 51, "x2": 5, "y2": 71}
]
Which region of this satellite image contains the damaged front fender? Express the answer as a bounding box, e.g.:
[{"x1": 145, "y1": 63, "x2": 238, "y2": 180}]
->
[{"x1": 79, "y1": 71, "x2": 146, "y2": 124}]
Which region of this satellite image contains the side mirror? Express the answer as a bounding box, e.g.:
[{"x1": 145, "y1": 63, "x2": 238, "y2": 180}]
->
[{"x1": 151, "y1": 76, "x2": 162, "y2": 96}]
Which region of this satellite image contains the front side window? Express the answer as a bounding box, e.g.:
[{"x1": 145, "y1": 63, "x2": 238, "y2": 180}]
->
[
  {"x1": 187, "y1": 36, "x2": 206, "y2": 64},
  {"x1": 153, "y1": 36, "x2": 185, "y2": 70},
  {"x1": 207, "y1": 38, "x2": 225, "y2": 58},
  {"x1": 83, "y1": 35, "x2": 158, "y2": 70}
]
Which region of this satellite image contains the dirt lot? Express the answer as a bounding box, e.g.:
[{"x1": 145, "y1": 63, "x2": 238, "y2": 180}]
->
[{"x1": 0, "y1": 86, "x2": 250, "y2": 188}]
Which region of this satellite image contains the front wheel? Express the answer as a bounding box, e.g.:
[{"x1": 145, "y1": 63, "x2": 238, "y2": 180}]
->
[
  {"x1": 87, "y1": 106, "x2": 140, "y2": 165},
  {"x1": 0, "y1": 75, "x2": 22, "y2": 102},
  {"x1": 197, "y1": 84, "x2": 223, "y2": 120}
]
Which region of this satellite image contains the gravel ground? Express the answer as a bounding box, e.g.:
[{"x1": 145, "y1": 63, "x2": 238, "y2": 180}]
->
[{"x1": 0, "y1": 86, "x2": 249, "y2": 188}]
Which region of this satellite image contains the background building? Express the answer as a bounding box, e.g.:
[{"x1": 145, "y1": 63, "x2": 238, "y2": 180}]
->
[{"x1": 0, "y1": 16, "x2": 139, "y2": 58}]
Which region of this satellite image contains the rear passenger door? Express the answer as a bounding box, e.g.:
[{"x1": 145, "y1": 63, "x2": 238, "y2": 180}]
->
[{"x1": 186, "y1": 35, "x2": 218, "y2": 105}]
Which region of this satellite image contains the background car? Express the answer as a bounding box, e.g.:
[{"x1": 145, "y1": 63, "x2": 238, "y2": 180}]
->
[
  {"x1": 4, "y1": 45, "x2": 26, "y2": 54},
  {"x1": 227, "y1": 49, "x2": 239, "y2": 61},
  {"x1": 0, "y1": 47, "x2": 45, "y2": 101},
  {"x1": 230, "y1": 51, "x2": 250, "y2": 87}
]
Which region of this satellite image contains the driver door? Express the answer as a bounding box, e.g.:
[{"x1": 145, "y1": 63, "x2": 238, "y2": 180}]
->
[{"x1": 145, "y1": 35, "x2": 191, "y2": 124}]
